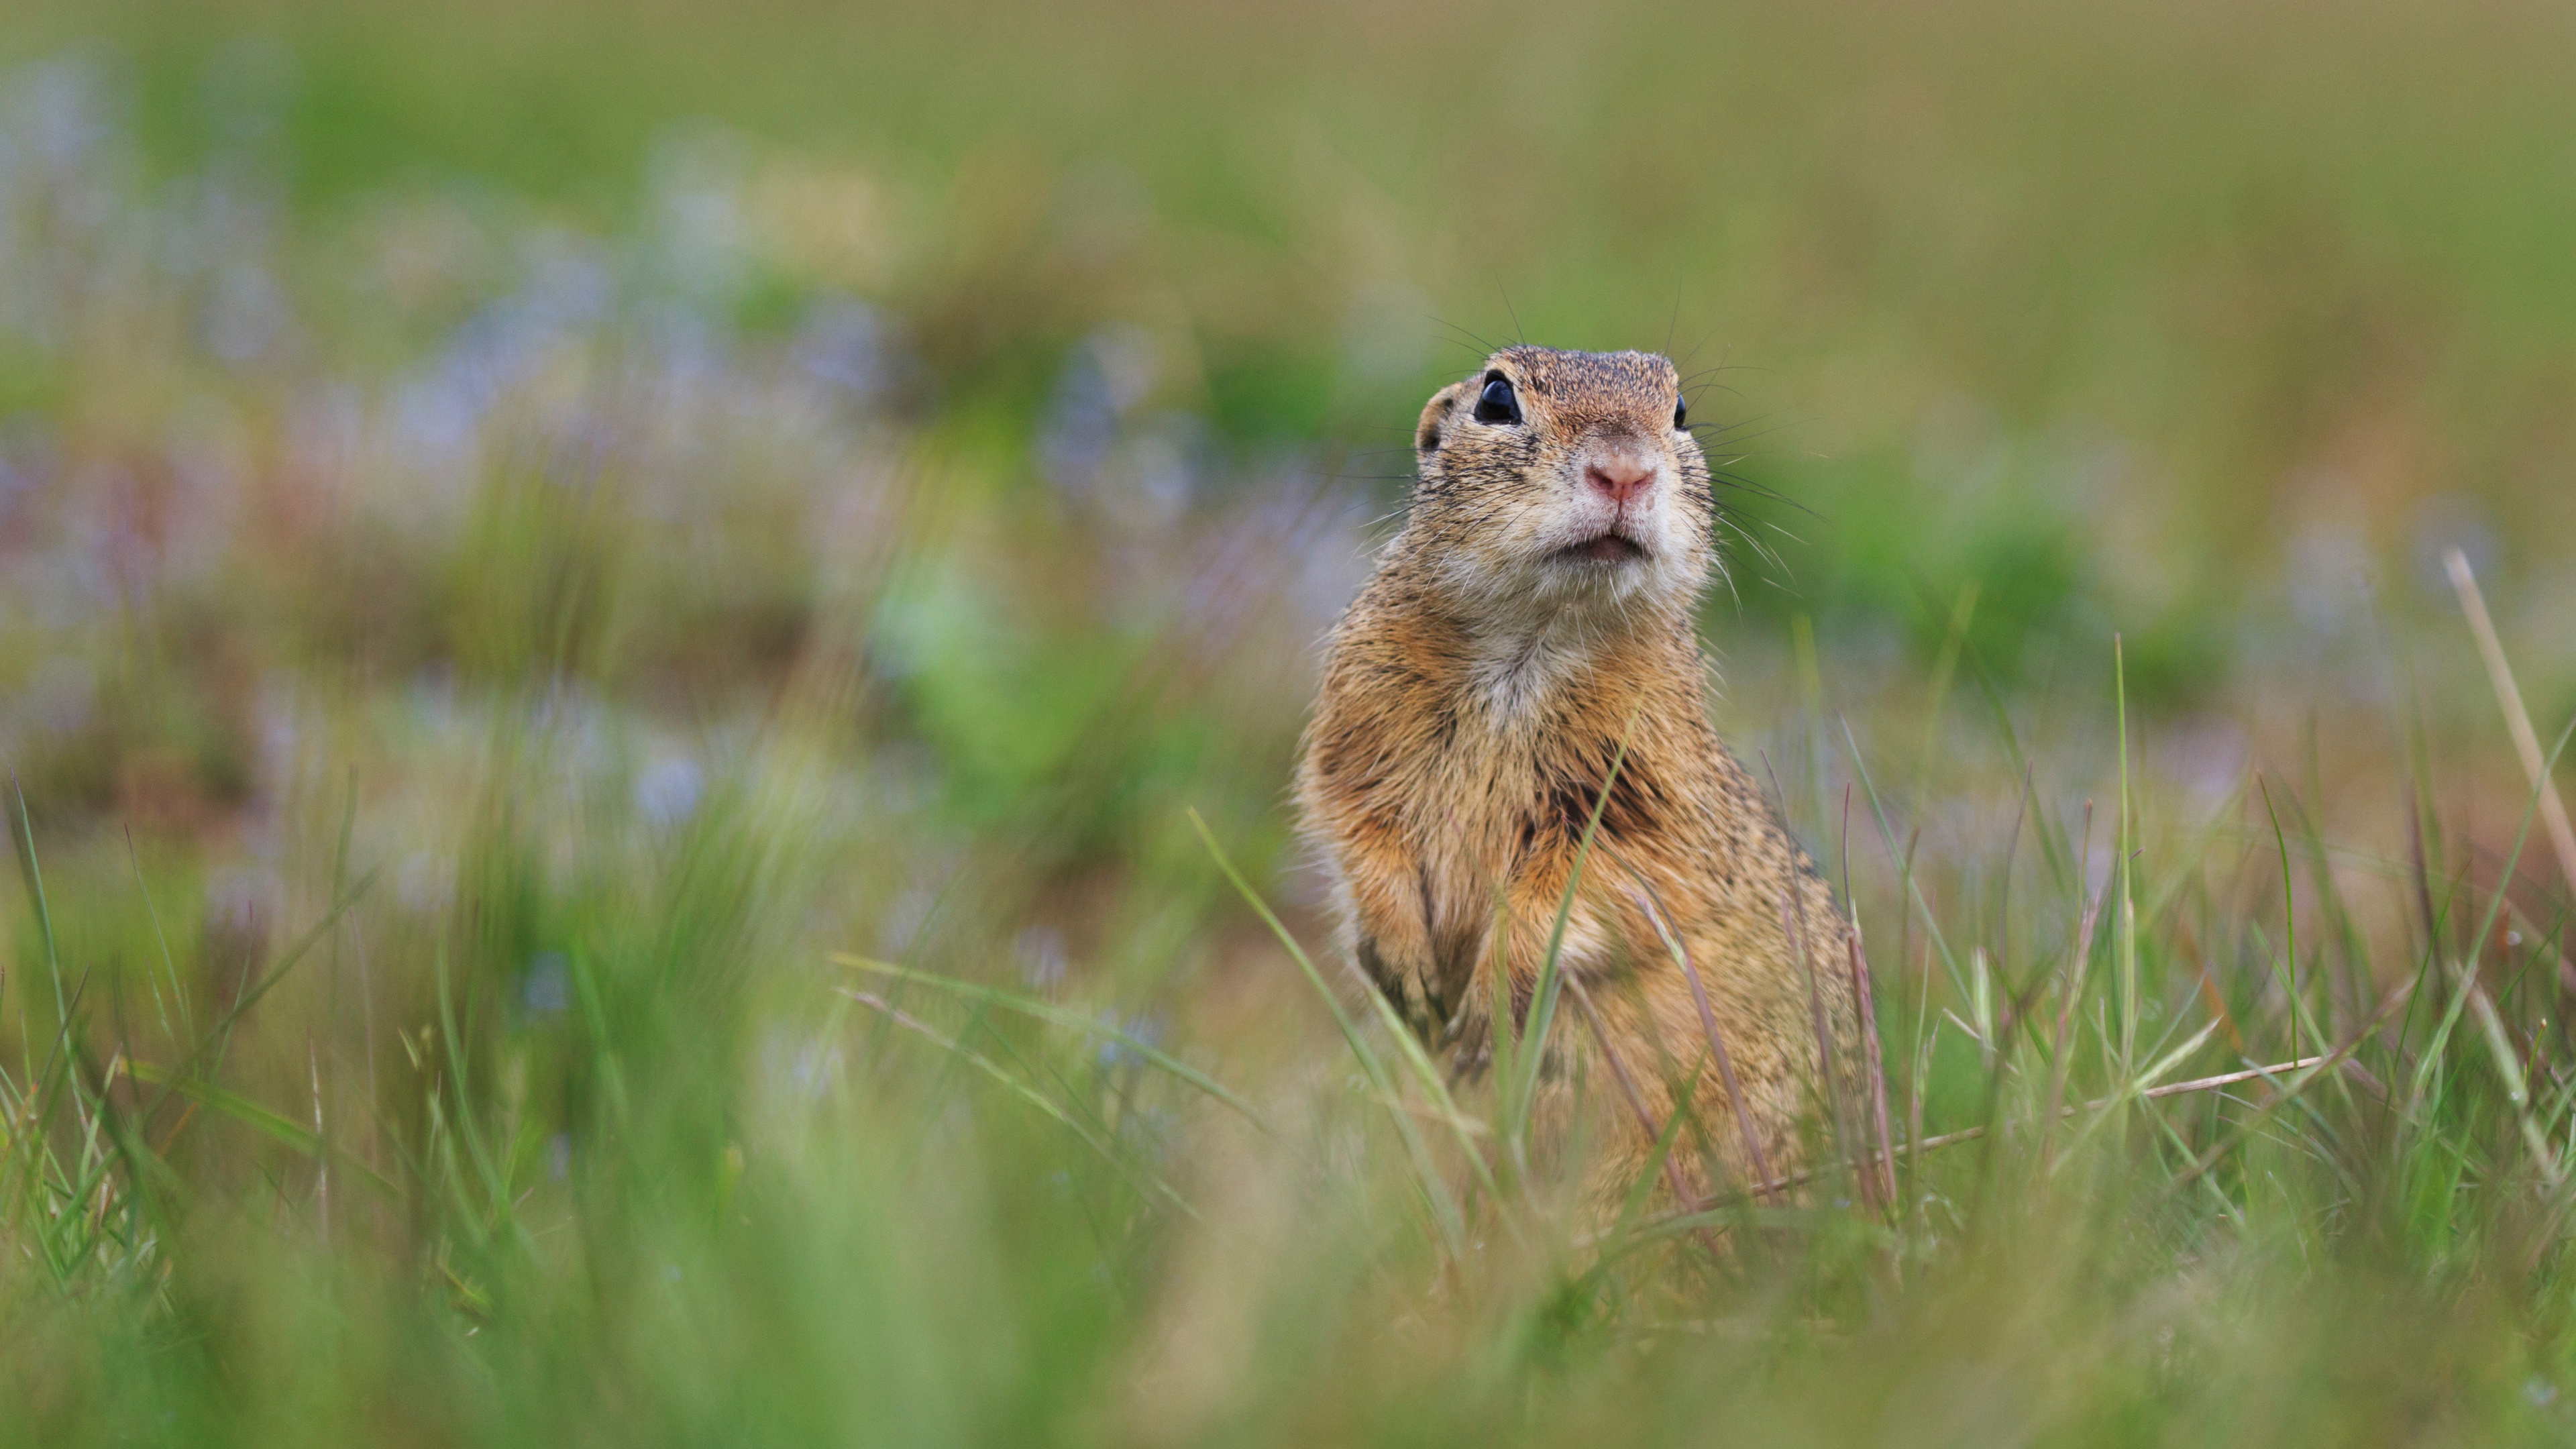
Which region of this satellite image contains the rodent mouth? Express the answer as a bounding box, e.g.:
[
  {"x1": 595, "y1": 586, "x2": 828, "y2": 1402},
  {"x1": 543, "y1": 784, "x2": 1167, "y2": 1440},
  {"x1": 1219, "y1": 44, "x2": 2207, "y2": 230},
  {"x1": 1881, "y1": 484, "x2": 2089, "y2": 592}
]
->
[{"x1": 1554, "y1": 533, "x2": 1650, "y2": 565}]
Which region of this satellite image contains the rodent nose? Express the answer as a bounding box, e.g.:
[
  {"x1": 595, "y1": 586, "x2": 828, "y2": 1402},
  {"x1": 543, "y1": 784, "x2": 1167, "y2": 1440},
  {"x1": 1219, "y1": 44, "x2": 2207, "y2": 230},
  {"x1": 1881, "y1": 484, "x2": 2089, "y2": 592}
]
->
[{"x1": 1585, "y1": 456, "x2": 1656, "y2": 505}]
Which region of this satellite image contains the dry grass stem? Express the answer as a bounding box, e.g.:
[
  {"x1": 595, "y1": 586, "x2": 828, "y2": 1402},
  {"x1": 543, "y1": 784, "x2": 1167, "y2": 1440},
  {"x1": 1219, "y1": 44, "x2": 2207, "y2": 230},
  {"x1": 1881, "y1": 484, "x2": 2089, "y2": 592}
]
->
[
  {"x1": 2043, "y1": 804, "x2": 2105, "y2": 1167},
  {"x1": 2446, "y1": 548, "x2": 2576, "y2": 906},
  {"x1": 1847, "y1": 921, "x2": 1897, "y2": 1206},
  {"x1": 1782, "y1": 888, "x2": 1873, "y2": 1215},
  {"x1": 1634, "y1": 886, "x2": 1780, "y2": 1205},
  {"x1": 1695, "y1": 1055, "x2": 2328, "y2": 1208},
  {"x1": 1565, "y1": 973, "x2": 1702, "y2": 1214}
]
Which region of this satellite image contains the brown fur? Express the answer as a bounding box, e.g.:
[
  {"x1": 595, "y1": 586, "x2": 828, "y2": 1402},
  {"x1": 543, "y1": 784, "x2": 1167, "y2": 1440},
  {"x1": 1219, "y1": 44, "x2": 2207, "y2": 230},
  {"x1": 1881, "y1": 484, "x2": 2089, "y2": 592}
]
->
[{"x1": 1295, "y1": 345, "x2": 1860, "y2": 1211}]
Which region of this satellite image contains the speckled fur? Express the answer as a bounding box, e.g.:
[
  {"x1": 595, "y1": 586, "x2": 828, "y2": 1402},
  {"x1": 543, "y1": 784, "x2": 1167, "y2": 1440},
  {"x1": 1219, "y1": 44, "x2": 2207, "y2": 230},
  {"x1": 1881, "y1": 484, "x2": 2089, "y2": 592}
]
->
[{"x1": 1296, "y1": 345, "x2": 1859, "y2": 1210}]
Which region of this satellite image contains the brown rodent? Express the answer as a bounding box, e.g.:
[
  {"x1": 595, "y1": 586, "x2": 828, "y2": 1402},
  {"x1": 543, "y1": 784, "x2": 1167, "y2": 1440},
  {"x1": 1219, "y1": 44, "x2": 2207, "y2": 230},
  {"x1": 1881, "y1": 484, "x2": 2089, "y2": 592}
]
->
[{"x1": 1295, "y1": 345, "x2": 1865, "y2": 1214}]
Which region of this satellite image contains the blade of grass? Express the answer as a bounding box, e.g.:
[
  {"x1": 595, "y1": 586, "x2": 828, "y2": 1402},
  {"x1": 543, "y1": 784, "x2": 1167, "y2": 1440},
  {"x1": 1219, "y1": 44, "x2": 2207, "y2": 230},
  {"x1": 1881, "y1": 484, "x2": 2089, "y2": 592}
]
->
[
  {"x1": 2043, "y1": 804, "x2": 2104, "y2": 1167},
  {"x1": 1563, "y1": 972, "x2": 1700, "y2": 1216},
  {"x1": 2048, "y1": 1016, "x2": 2224, "y2": 1168},
  {"x1": 1507, "y1": 720, "x2": 1638, "y2": 1148},
  {"x1": 141, "y1": 868, "x2": 383, "y2": 1133},
  {"x1": 1912, "y1": 580, "x2": 1980, "y2": 802},
  {"x1": 834, "y1": 954, "x2": 1267, "y2": 1131},
  {"x1": 2447, "y1": 548, "x2": 2576, "y2": 906},
  {"x1": 841, "y1": 989, "x2": 1200, "y2": 1220},
  {"x1": 1846, "y1": 926, "x2": 1898, "y2": 1211},
  {"x1": 1661, "y1": 1055, "x2": 2328, "y2": 1214},
  {"x1": 1187, "y1": 808, "x2": 1471, "y2": 1248},
  {"x1": 1783, "y1": 886, "x2": 1868, "y2": 1213},
  {"x1": 9, "y1": 771, "x2": 68, "y2": 1041},
  {"x1": 1841, "y1": 719, "x2": 1969, "y2": 1004},
  {"x1": 122, "y1": 826, "x2": 192, "y2": 1044},
  {"x1": 125, "y1": 1061, "x2": 398, "y2": 1197},
  {"x1": 2114, "y1": 635, "x2": 2139, "y2": 1075},
  {"x1": 2455, "y1": 962, "x2": 2565, "y2": 1186},
  {"x1": 2259, "y1": 776, "x2": 2326, "y2": 1061},
  {"x1": 2166, "y1": 982, "x2": 2422, "y2": 1202},
  {"x1": 1633, "y1": 885, "x2": 1778, "y2": 1205},
  {"x1": 2405, "y1": 716, "x2": 2576, "y2": 1115}
]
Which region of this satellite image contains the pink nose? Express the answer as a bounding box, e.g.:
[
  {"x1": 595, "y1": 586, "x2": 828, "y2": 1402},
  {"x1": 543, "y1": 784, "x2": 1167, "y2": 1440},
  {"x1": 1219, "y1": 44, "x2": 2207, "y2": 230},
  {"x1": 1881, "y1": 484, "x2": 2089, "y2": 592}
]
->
[{"x1": 1585, "y1": 457, "x2": 1656, "y2": 504}]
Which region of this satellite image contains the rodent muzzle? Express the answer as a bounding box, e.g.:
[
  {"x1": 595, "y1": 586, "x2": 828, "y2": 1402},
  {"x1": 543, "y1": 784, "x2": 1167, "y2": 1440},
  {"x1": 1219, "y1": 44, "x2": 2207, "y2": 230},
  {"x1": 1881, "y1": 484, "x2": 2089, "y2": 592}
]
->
[
  {"x1": 1556, "y1": 445, "x2": 1664, "y2": 566},
  {"x1": 1583, "y1": 456, "x2": 1657, "y2": 505}
]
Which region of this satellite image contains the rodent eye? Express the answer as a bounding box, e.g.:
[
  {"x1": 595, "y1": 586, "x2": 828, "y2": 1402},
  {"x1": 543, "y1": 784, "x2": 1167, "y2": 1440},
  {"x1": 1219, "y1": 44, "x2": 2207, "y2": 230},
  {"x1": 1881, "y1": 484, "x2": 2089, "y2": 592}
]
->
[
  {"x1": 1472, "y1": 374, "x2": 1521, "y2": 426},
  {"x1": 1673, "y1": 398, "x2": 1688, "y2": 429}
]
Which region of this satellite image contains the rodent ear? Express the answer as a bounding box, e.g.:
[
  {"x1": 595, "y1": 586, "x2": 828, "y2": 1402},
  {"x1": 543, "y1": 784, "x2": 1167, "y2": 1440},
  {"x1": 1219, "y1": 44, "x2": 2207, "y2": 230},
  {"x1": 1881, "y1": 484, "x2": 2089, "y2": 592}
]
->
[{"x1": 1416, "y1": 383, "x2": 1466, "y2": 457}]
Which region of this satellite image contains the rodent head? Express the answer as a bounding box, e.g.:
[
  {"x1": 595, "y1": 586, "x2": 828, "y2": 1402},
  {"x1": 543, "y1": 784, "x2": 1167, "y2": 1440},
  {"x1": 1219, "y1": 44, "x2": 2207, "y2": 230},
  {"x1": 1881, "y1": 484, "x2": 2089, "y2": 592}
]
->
[{"x1": 1405, "y1": 346, "x2": 1713, "y2": 627}]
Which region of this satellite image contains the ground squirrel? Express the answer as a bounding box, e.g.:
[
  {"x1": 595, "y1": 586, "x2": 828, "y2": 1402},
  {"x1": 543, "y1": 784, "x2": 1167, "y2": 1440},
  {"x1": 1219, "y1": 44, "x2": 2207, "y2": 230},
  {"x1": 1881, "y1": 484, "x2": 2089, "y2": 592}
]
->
[{"x1": 1296, "y1": 345, "x2": 1866, "y2": 1212}]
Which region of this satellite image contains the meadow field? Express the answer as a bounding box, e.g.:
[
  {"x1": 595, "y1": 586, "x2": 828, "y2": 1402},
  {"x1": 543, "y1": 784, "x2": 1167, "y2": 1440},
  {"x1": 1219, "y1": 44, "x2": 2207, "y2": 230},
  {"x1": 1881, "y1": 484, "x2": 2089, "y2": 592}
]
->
[{"x1": 3, "y1": 1, "x2": 2575, "y2": 1442}]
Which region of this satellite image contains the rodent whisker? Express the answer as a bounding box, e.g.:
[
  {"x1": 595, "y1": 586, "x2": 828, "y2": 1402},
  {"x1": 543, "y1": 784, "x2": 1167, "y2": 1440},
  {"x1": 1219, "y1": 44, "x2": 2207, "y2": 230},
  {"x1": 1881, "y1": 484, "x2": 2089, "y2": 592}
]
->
[
  {"x1": 1427, "y1": 315, "x2": 1508, "y2": 360},
  {"x1": 1709, "y1": 470, "x2": 1822, "y2": 525},
  {"x1": 1690, "y1": 414, "x2": 1799, "y2": 449}
]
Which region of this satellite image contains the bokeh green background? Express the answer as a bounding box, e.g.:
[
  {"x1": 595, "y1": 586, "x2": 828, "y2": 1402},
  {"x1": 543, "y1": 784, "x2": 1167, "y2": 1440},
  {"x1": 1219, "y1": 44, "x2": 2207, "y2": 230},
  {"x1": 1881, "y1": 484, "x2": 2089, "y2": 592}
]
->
[
  {"x1": 5, "y1": 1, "x2": 2575, "y2": 1442},
  {"x1": 14, "y1": 0, "x2": 2576, "y2": 704}
]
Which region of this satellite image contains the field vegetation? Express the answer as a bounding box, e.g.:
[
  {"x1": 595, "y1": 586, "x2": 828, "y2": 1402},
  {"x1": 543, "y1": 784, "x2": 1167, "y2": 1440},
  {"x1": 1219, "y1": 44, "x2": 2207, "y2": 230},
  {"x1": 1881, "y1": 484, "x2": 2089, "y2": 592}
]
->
[{"x1": 3, "y1": 1, "x2": 2575, "y2": 1442}]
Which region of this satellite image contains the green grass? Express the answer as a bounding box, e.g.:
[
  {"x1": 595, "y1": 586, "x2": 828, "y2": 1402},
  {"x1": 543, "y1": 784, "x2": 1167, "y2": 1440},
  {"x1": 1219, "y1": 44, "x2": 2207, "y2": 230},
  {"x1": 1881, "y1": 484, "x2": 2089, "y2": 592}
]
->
[
  {"x1": 3, "y1": 3, "x2": 2576, "y2": 1442},
  {"x1": 9, "y1": 576, "x2": 2576, "y2": 1445}
]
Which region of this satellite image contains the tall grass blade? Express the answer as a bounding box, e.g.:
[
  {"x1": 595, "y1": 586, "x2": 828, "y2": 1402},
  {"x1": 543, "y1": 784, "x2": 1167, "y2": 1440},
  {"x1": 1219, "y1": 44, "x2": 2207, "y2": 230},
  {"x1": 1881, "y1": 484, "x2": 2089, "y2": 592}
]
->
[
  {"x1": 2447, "y1": 548, "x2": 2576, "y2": 904},
  {"x1": 1187, "y1": 808, "x2": 1472, "y2": 1248},
  {"x1": 1505, "y1": 723, "x2": 1638, "y2": 1148},
  {"x1": 834, "y1": 954, "x2": 1267, "y2": 1130},
  {"x1": 1633, "y1": 885, "x2": 1779, "y2": 1203},
  {"x1": 840, "y1": 989, "x2": 1201, "y2": 1219}
]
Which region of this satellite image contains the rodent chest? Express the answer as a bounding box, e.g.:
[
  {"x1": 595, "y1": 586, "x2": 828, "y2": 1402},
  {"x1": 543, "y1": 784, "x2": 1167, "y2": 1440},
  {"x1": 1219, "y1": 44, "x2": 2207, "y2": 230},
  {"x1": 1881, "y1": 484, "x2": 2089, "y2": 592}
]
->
[{"x1": 1385, "y1": 720, "x2": 1628, "y2": 890}]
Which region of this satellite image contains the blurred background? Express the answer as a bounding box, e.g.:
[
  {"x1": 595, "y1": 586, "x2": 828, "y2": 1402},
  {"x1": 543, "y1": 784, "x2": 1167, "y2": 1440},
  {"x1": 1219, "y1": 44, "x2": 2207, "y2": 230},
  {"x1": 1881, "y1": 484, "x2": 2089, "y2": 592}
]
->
[
  {"x1": 5, "y1": 0, "x2": 2569, "y2": 993},
  {"x1": 3, "y1": 0, "x2": 2568, "y2": 878},
  {"x1": 3, "y1": 0, "x2": 2575, "y2": 1440}
]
